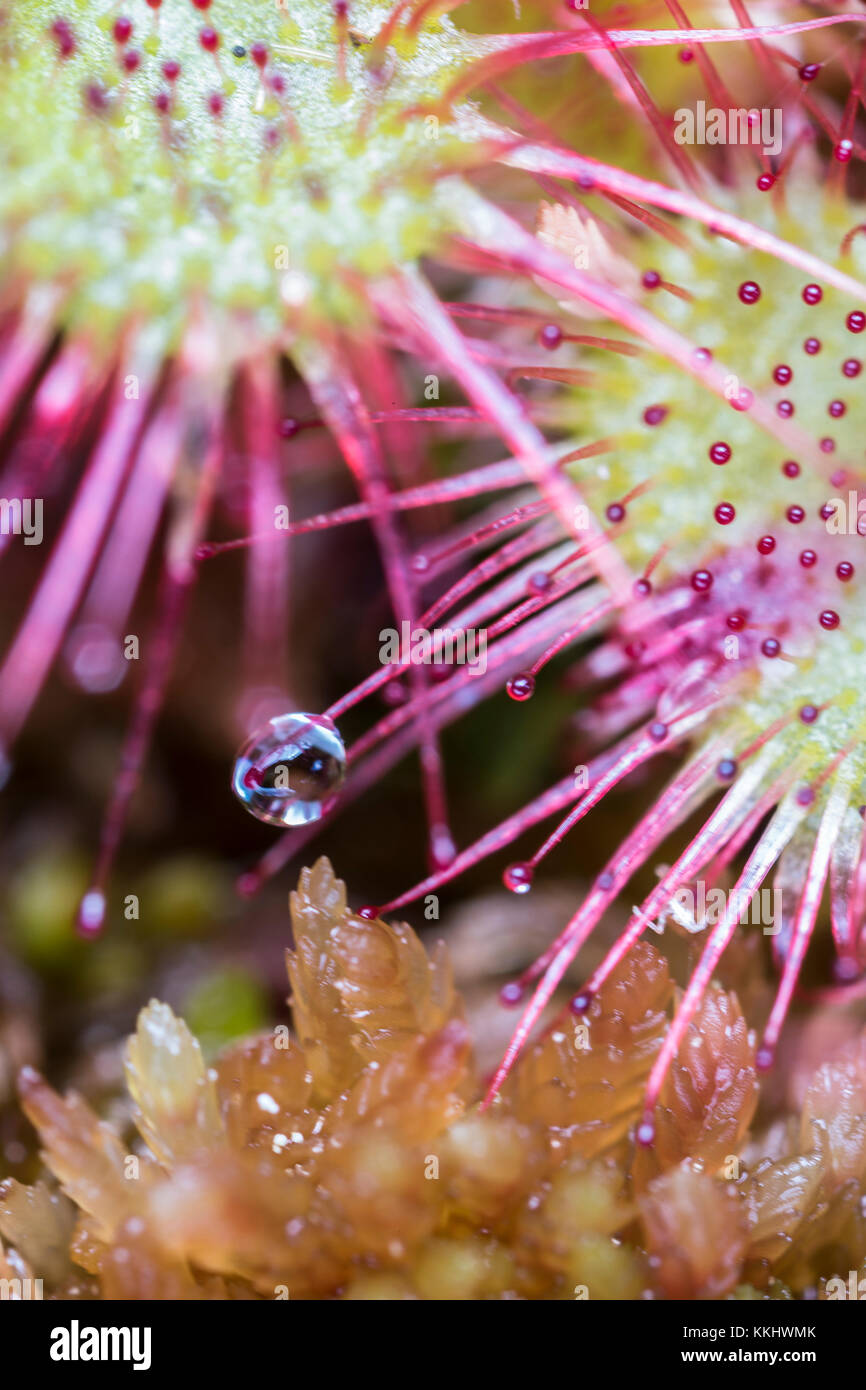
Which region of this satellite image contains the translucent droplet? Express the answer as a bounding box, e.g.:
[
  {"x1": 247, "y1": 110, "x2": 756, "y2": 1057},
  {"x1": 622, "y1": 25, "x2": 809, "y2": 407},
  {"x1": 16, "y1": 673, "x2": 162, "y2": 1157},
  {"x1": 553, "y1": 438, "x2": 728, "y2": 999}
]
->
[
  {"x1": 64, "y1": 624, "x2": 125, "y2": 693},
  {"x1": 499, "y1": 981, "x2": 524, "y2": 1007},
  {"x1": 232, "y1": 712, "x2": 346, "y2": 828},
  {"x1": 503, "y1": 862, "x2": 533, "y2": 894},
  {"x1": 76, "y1": 889, "x2": 106, "y2": 938}
]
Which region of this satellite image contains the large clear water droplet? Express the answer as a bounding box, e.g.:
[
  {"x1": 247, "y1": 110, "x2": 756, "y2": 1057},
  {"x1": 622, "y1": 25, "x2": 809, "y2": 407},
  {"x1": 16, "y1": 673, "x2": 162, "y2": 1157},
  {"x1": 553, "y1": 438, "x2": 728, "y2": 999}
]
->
[{"x1": 232, "y1": 712, "x2": 346, "y2": 828}]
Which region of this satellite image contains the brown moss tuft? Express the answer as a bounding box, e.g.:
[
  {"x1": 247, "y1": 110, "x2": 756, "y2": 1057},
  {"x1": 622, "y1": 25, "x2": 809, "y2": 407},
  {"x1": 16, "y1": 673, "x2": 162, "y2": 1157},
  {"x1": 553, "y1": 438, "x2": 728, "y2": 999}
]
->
[{"x1": 3, "y1": 858, "x2": 866, "y2": 1300}]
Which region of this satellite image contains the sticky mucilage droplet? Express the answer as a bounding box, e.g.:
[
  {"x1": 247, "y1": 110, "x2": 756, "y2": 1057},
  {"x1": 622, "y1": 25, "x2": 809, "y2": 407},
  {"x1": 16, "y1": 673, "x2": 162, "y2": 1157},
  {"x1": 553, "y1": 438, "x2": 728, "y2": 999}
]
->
[{"x1": 232, "y1": 712, "x2": 346, "y2": 828}]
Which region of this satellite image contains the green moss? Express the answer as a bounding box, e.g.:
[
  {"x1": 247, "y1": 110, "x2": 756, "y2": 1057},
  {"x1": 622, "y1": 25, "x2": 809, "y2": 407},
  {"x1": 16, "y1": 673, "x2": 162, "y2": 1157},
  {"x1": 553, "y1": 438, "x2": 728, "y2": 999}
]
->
[
  {"x1": 181, "y1": 965, "x2": 268, "y2": 1055},
  {"x1": 8, "y1": 848, "x2": 89, "y2": 968},
  {"x1": 138, "y1": 855, "x2": 229, "y2": 938}
]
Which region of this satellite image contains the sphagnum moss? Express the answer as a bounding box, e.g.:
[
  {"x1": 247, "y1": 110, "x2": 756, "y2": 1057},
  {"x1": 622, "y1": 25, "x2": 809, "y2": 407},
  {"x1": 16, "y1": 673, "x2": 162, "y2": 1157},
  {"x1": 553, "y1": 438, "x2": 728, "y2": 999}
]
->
[{"x1": 4, "y1": 859, "x2": 866, "y2": 1300}]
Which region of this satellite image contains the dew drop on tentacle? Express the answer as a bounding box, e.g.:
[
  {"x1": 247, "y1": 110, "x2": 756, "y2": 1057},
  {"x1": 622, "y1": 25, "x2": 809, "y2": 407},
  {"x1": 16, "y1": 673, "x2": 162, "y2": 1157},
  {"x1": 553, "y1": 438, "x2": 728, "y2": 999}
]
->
[
  {"x1": 507, "y1": 673, "x2": 535, "y2": 702},
  {"x1": 499, "y1": 981, "x2": 524, "y2": 1007},
  {"x1": 636, "y1": 1118, "x2": 656, "y2": 1148},
  {"x1": 755, "y1": 1045, "x2": 775, "y2": 1073},
  {"x1": 236, "y1": 871, "x2": 261, "y2": 898},
  {"x1": 76, "y1": 889, "x2": 106, "y2": 939},
  {"x1": 64, "y1": 623, "x2": 126, "y2": 693},
  {"x1": 539, "y1": 323, "x2": 562, "y2": 350},
  {"x1": 231, "y1": 712, "x2": 346, "y2": 827},
  {"x1": 503, "y1": 861, "x2": 533, "y2": 894}
]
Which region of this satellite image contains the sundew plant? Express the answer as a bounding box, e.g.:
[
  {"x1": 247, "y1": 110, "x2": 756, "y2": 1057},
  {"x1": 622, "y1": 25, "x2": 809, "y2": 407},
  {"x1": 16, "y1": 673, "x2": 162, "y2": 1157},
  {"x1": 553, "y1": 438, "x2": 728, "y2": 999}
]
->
[{"x1": 3, "y1": 0, "x2": 866, "y2": 1303}]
